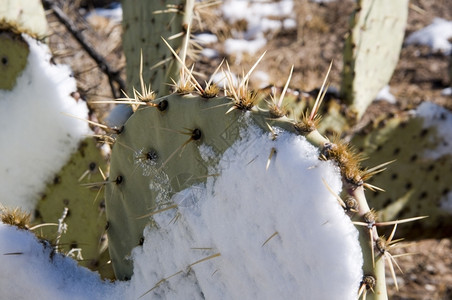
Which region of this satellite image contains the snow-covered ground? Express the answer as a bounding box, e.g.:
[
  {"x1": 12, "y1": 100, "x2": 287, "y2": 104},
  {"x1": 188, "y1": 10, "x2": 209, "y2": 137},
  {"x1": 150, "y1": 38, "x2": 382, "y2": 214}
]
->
[
  {"x1": 0, "y1": 121, "x2": 362, "y2": 299},
  {"x1": 221, "y1": 0, "x2": 295, "y2": 60}
]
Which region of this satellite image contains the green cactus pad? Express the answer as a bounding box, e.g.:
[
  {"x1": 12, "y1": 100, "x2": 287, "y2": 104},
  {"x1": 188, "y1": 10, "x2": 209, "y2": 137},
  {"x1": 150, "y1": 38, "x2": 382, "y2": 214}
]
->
[
  {"x1": 106, "y1": 94, "x2": 296, "y2": 279},
  {"x1": 122, "y1": 0, "x2": 194, "y2": 96},
  {"x1": 341, "y1": 0, "x2": 408, "y2": 121},
  {"x1": 33, "y1": 138, "x2": 114, "y2": 279},
  {"x1": 351, "y1": 104, "x2": 452, "y2": 238}
]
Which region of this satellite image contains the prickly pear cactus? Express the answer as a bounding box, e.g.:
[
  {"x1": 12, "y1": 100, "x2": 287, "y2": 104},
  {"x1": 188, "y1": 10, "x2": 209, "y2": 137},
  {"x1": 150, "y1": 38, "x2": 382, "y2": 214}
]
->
[
  {"x1": 352, "y1": 102, "x2": 452, "y2": 238},
  {"x1": 341, "y1": 0, "x2": 408, "y2": 121},
  {"x1": 103, "y1": 48, "x2": 432, "y2": 300},
  {"x1": 33, "y1": 138, "x2": 113, "y2": 279},
  {"x1": 106, "y1": 1, "x2": 429, "y2": 298}
]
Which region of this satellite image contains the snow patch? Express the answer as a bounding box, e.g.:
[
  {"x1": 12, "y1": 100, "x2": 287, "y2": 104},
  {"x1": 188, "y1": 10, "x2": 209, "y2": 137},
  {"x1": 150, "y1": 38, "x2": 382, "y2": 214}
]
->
[
  {"x1": 194, "y1": 33, "x2": 218, "y2": 45},
  {"x1": 212, "y1": 70, "x2": 238, "y2": 88},
  {"x1": 221, "y1": 0, "x2": 296, "y2": 57},
  {"x1": 441, "y1": 87, "x2": 452, "y2": 96},
  {"x1": 200, "y1": 48, "x2": 219, "y2": 59},
  {"x1": 0, "y1": 223, "x2": 120, "y2": 299},
  {"x1": 224, "y1": 36, "x2": 267, "y2": 57},
  {"x1": 375, "y1": 85, "x2": 396, "y2": 104},
  {"x1": 405, "y1": 18, "x2": 452, "y2": 55}
]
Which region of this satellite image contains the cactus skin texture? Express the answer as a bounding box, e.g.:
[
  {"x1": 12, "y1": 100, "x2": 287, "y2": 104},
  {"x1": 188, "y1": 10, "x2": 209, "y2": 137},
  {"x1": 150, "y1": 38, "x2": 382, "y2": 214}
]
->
[
  {"x1": 0, "y1": 31, "x2": 29, "y2": 90},
  {"x1": 341, "y1": 0, "x2": 408, "y2": 121},
  {"x1": 122, "y1": 0, "x2": 194, "y2": 96},
  {"x1": 352, "y1": 106, "x2": 452, "y2": 238},
  {"x1": 33, "y1": 138, "x2": 114, "y2": 279}
]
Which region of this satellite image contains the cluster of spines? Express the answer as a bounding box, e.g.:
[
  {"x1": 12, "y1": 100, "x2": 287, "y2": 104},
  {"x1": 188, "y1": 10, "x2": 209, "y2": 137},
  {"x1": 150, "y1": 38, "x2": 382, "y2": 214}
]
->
[{"x1": 0, "y1": 205, "x2": 31, "y2": 230}]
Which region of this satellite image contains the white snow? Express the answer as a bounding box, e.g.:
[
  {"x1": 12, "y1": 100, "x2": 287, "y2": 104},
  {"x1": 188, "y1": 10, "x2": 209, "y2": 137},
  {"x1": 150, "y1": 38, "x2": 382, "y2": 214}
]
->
[
  {"x1": 194, "y1": 33, "x2": 218, "y2": 45},
  {"x1": 405, "y1": 18, "x2": 452, "y2": 55},
  {"x1": 251, "y1": 70, "x2": 271, "y2": 88},
  {"x1": 0, "y1": 223, "x2": 120, "y2": 300},
  {"x1": 221, "y1": 0, "x2": 296, "y2": 58},
  {"x1": 375, "y1": 85, "x2": 396, "y2": 104},
  {"x1": 416, "y1": 101, "x2": 452, "y2": 159},
  {"x1": 224, "y1": 36, "x2": 268, "y2": 56},
  {"x1": 283, "y1": 18, "x2": 297, "y2": 30},
  {"x1": 222, "y1": 0, "x2": 294, "y2": 29},
  {"x1": 0, "y1": 120, "x2": 362, "y2": 299},
  {"x1": 0, "y1": 35, "x2": 90, "y2": 213},
  {"x1": 212, "y1": 70, "x2": 238, "y2": 88},
  {"x1": 441, "y1": 87, "x2": 452, "y2": 96},
  {"x1": 200, "y1": 48, "x2": 219, "y2": 59}
]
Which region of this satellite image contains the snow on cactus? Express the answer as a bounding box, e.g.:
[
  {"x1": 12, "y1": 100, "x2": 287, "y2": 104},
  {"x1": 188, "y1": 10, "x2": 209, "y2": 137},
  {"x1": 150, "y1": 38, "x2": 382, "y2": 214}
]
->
[
  {"x1": 0, "y1": 34, "x2": 90, "y2": 213},
  {"x1": 127, "y1": 122, "x2": 363, "y2": 299},
  {"x1": 0, "y1": 122, "x2": 362, "y2": 299}
]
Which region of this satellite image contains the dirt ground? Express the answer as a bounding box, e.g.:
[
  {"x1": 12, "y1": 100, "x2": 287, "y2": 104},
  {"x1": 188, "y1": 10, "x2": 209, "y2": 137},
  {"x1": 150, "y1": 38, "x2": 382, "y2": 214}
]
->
[{"x1": 45, "y1": 0, "x2": 452, "y2": 299}]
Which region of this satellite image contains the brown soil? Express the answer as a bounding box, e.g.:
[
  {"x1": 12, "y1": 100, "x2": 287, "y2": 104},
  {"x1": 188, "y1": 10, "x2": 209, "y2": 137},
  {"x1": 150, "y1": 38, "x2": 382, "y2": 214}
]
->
[{"x1": 44, "y1": 0, "x2": 452, "y2": 299}]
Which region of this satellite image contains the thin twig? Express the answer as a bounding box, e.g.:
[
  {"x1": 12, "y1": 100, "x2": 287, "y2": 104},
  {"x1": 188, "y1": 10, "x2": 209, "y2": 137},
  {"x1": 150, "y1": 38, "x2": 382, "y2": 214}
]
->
[{"x1": 42, "y1": 0, "x2": 126, "y2": 98}]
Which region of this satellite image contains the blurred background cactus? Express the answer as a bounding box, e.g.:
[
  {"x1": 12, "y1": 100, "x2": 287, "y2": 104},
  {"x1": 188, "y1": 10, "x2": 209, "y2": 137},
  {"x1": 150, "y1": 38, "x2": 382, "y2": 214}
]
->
[{"x1": 341, "y1": 0, "x2": 409, "y2": 122}]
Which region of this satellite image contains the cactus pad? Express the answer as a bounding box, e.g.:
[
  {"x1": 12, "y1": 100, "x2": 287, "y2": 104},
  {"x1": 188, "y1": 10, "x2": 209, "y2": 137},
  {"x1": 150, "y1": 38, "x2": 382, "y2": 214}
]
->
[
  {"x1": 352, "y1": 102, "x2": 452, "y2": 238},
  {"x1": 341, "y1": 0, "x2": 408, "y2": 120},
  {"x1": 33, "y1": 138, "x2": 113, "y2": 278}
]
